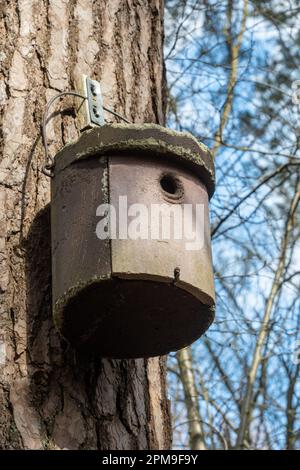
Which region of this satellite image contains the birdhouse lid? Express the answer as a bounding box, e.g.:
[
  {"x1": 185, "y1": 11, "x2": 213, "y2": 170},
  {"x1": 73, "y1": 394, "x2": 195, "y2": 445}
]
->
[{"x1": 54, "y1": 123, "x2": 215, "y2": 198}]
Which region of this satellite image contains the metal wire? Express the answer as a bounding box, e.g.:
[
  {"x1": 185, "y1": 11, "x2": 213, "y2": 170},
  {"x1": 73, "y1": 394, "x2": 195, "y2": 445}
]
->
[
  {"x1": 103, "y1": 105, "x2": 131, "y2": 124},
  {"x1": 42, "y1": 91, "x2": 86, "y2": 177},
  {"x1": 42, "y1": 91, "x2": 131, "y2": 177}
]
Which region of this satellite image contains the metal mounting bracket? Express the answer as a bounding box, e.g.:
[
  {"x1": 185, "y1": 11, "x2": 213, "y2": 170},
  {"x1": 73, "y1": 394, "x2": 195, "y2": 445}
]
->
[
  {"x1": 75, "y1": 75, "x2": 105, "y2": 131},
  {"x1": 75, "y1": 75, "x2": 130, "y2": 132},
  {"x1": 86, "y1": 77, "x2": 105, "y2": 126}
]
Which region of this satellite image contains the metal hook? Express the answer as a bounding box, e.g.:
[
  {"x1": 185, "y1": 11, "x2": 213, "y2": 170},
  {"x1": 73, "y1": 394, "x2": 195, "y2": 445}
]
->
[{"x1": 42, "y1": 91, "x2": 87, "y2": 177}]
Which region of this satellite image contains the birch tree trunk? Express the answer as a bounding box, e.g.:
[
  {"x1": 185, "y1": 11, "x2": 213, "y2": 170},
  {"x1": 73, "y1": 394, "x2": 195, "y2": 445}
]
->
[
  {"x1": 0, "y1": 0, "x2": 171, "y2": 450},
  {"x1": 176, "y1": 348, "x2": 206, "y2": 450}
]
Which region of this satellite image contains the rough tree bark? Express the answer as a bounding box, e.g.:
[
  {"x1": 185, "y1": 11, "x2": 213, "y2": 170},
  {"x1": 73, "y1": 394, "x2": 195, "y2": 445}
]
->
[{"x1": 0, "y1": 0, "x2": 171, "y2": 450}]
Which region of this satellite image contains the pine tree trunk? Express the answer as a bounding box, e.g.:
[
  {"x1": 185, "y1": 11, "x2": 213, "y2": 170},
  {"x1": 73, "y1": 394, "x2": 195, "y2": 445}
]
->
[{"x1": 0, "y1": 0, "x2": 171, "y2": 450}]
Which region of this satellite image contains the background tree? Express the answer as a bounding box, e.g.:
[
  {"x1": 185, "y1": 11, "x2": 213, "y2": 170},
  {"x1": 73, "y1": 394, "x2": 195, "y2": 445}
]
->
[{"x1": 0, "y1": 0, "x2": 171, "y2": 450}]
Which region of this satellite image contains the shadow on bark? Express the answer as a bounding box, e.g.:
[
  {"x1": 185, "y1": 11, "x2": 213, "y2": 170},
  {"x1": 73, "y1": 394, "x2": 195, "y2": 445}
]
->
[
  {"x1": 23, "y1": 204, "x2": 96, "y2": 447},
  {"x1": 25, "y1": 204, "x2": 66, "y2": 410}
]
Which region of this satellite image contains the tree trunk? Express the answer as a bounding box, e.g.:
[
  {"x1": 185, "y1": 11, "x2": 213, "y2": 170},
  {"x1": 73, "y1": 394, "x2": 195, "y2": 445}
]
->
[
  {"x1": 0, "y1": 0, "x2": 171, "y2": 450},
  {"x1": 176, "y1": 347, "x2": 206, "y2": 450}
]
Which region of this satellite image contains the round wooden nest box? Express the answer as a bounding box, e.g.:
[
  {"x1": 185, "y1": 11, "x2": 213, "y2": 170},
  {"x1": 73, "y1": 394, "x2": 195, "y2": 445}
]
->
[{"x1": 51, "y1": 124, "x2": 215, "y2": 358}]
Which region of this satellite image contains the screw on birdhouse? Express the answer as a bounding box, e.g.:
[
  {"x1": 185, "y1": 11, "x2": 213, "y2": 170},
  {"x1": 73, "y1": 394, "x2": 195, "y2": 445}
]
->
[{"x1": 174, "y1": 267, "x2": 180, "y2": 283}]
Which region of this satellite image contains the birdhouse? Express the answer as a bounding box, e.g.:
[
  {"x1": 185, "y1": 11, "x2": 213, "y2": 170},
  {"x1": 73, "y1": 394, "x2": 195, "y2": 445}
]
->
[{"x1": 51, "y1": 124, "x2": 215, "y2": 358}]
